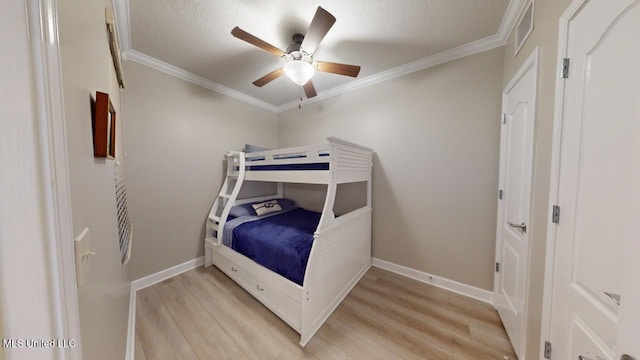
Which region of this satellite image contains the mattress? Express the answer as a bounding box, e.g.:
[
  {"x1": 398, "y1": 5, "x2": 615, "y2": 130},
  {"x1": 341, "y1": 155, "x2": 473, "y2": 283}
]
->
[
  {"x1": 243, "y1": 152, "x2": 330, "y2": 171},
  {"x1": 246, "y1": 163, "x2": 329, "y2": 171},
  {"x1": 228, "y1": 208, "x2": 320, "y2": 285}
]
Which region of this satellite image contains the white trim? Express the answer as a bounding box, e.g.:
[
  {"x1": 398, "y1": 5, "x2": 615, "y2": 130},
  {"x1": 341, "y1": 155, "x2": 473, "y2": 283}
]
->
[
  {"x1": 131, "y1": 256, "x2": 205, "y2": 291},
  {"x1": 539, "y1": 0, "x2": 586, "y2": 357},
  {"x1": 371, "y1": 258, "x2": 494, "y2": 304},
  {"x1": 124, "y1": 50, "x2": 278, "y2": 113},
  {"x1": 276, "y1": 34, "x2": 505, "y2": 112},
  {"x1": 27, "y1": 0, "x2": 83, "y2": 358},
  {"x1": 125, "y1": 285, "x2": 136, "y2": 360},
  {"x1": 113, "y1": 0, "x2": 528, "y2": 113},
  {"x1": 126, "y1": 257, "x2": 205, "y2": 359},
  {"x1": 125, "y1": 37, "x2": 503, "y2": 114},
  {"x1": 112, "y1": 0, "x2": 131, "y2": 53},
  {"x1": 498, "y1": 0, "x2": 529, "y2": 42},
  {"x1": 514, "y1": 0, "x2": 535, "y2": 56}
]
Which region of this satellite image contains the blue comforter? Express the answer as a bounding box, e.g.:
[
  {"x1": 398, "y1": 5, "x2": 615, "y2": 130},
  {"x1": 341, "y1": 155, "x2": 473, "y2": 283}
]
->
[{"x1": 227, "y1": 208, "x2": 320, "y2": 286}]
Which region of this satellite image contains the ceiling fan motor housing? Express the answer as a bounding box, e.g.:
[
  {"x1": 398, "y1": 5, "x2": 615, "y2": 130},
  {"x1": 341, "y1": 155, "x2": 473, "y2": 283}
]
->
[{"x1": 286, "y1": 33, "x2": 305, "y2": 55}]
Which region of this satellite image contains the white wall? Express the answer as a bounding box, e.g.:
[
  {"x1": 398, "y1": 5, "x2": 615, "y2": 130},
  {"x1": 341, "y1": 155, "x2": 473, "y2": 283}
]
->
[
  {"x1": 0, "y1": 2, "x2": 58, "y2": 358},
  {"x1": 278, "y1": 47, "x2": 505, "y2": 290},
  {"x1": 58, "y1": 0, "x2": 131, "y2": 358},
  {"x1": 123, "y1": 61, "x2": 278, "y2": 280}
]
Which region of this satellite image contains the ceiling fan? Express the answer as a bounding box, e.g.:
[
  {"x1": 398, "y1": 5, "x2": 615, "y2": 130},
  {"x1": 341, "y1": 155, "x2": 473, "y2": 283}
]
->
[{"x1": 231, "y1": 6, "x2": 361, "y2": 98}]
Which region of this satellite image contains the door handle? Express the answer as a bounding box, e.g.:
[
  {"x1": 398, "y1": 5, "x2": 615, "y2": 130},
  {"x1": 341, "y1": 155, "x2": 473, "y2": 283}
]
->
[{"x1": 507, "y1": 221, "x2": 527, "y2": 233}]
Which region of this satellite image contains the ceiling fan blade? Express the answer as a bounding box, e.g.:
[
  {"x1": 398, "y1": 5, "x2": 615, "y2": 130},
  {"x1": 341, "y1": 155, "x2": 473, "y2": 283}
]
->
[
  {"x1": 231, "y1": 27, "x2": 285, "y2": 57},
  {"x1": 315, "y1": 61, "x2": 361, "y2": 77},
  {"x1": 303, "y1": 80, "x2": 317, "y2": 98},
  {"x1": 252, "y1": 68, "x2": 284, "y2": 87},
  {"x1": 300, "y1": 7, "x2": 336, "y2": 54}
]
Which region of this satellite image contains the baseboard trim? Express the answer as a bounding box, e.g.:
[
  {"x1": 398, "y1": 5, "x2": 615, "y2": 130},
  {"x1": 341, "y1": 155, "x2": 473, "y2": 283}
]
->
[
  {"x1": 125, "y1": 285, "x2": 136, "y2": 360},
  {"x1": 132, "y1": 256, "x2": 205, "y2": 291},
  {"x1": 126, "y1": 257, "x2": 205, "y2": 360},
  {"x1": 371, "y1": 258, "x2": 493, "y2": 304}
]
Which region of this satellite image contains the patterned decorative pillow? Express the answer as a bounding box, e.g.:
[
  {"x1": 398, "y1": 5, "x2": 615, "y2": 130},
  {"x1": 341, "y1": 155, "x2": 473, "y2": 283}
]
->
[{"x1": 252, "y1": 200, "x2": 282, "y2": 216}]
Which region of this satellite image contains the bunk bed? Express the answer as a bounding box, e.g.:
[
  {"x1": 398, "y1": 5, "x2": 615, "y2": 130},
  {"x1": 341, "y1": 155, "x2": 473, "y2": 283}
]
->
[{"x1": 204, "y1": 137, "x2": 373, "y2": 346}]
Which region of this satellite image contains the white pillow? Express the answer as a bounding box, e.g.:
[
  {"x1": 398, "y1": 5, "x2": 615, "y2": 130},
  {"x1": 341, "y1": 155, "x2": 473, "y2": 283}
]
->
[{"x1": 252, "y1": 200, "x2": 282, "y2": 216}]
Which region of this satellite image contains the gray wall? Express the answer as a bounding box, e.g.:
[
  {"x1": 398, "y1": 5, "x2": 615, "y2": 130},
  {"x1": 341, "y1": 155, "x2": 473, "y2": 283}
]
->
[
  {"x1": 278, "y1": 47, "x2": 505, "y2": 291},
  {"x1": 58, "y1": 0, "x2": 131, "y2": 358},
  {"x1": 501, "y1": 0, "x2": 572, "y2": 358},
  {"x1": 123, "y1": 62, "x2": 278, "y2": 280}
]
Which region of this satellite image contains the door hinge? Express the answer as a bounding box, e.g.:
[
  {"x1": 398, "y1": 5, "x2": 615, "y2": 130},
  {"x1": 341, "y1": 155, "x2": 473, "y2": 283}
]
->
[
  {"x1": 502, "y1": 113, "x2": 507, "y2": 124},
  {"x1": 544, "y1": 340, "x2": 552, "y2": 359},
  {"x1": 561, "y1": 58, "x2": 570, "y2": 79},
  {"x1": 495, "y1": 262, "x2": 500, "y2": 272},
  {"x1": 552, "y1": 205, "x2": 560, "y2": 224},
  {"x1": 498, "y1": 189, "x2": 503, "y2": 200}
]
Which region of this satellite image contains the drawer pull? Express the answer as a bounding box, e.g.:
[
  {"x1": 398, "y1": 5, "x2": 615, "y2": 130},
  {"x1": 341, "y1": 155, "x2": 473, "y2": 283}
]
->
[
  {"x1": 256, "y1": 285, "x2": 264, "y2": 291},
  {"x1": 231, "y1": 267, "x2": 237, "y2": 272}
]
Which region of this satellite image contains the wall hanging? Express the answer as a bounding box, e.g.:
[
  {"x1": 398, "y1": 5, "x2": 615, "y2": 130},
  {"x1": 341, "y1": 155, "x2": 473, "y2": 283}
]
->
[{"x1": 93, "y1": 91, "x2": 116, "y2": 159}]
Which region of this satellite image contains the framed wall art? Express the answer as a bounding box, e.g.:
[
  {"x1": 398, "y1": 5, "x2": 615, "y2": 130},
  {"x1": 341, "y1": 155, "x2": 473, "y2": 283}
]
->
[{"x1": 93, "y1": 91, "x2": 116, "y2": 159}]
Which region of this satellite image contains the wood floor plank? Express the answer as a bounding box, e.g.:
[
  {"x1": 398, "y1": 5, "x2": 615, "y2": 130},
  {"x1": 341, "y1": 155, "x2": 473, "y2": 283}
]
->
[
  {"x1": 348, "y1": 286, "x2": 458, "y2": 352},
  {"x1": 336, "y1": 296, "x2": 454, "y2": 360},
  {"x1": 354, "y1": 277, "x2": 472, "y2": 338},
  {"x1": 134, "y1": 331, "x2": 147, "y2": 360},
  {"x1": 365, "y1": 269, "x2": 506, "y2": 336},
  {"x1": 136, "y1": 286, "x2": 164, "y2": 317},
  {"x1": 230, "y1": 350, "x2": 251, "y2": 360},
  {"x1": 448, "y1": 291, "x2": 503, "y2": 327},
  {"x1": 154, "y1": 277, "x2": 242, "y2": 359},
  {"x1": 367, "y1": 267, "x2": 451, "y2": 303},
  {"x1": 136, "y1": 266, "x2": 516, "y2": 360},
  {"x1": 135, "y1": 287, "x2": 198, "y2": 360},
  {"x1": 179, "y1": 268, "x2": 284, "y2": 360},
  {"x1": 469, "y1": 321, "x2": 517, "y2": 356},
  {"x1": 316, "y1": 316, "x2": 406, "y2": 360},
  {"x1": 198, "y1": 267, "x2": 350, "y2": 360},
  {"x1": 453, "y1": 334, "x2": 518, "y2": 360}
]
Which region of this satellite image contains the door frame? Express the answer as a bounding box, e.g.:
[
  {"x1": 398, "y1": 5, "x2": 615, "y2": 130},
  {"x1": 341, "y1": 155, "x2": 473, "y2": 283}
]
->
[
  {"x1": 539, "y1": 0, "x2": 592, "y2": 357},
  {"x1": 31, "y1": 0, "x2": 84, "y2": 354},
  {"x1": 493, "y1": 47, "x2": 539, "y2": 359},
  {"x1": 1, "y1": 0, "x2": 82, "y2": 358}
]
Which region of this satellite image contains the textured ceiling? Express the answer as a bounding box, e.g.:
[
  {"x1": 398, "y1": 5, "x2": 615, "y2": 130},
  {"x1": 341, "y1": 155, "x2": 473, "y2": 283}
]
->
[{"x1": 126, "y1": 0, "x2": 511, "y2": 107}]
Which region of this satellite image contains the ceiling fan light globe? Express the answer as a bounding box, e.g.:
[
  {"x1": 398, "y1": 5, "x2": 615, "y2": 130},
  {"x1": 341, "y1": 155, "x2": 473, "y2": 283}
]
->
[{"x1": 284, "y1": 60, "x2": 315, "y2": 86}]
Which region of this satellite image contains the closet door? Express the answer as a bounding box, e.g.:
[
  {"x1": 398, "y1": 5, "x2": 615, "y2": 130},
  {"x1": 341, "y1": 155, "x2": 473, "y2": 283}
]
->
[
  {"x1": 545, "y1": 1, "x2": 640, "y2": 359},
  {"x1": 493, "y1": 49, "x2": 538, "y2": 360}
]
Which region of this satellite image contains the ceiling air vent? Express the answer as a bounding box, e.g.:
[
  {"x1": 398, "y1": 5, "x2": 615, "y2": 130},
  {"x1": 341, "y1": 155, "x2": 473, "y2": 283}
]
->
[{"x1": 515, "y1": 1, "x2": 534, "y2": 56}]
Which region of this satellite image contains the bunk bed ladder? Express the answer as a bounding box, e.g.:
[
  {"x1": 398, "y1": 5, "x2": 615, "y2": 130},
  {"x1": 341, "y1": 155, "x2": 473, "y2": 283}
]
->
[{"x1": 206, "y1": 151, "x2": 245, "y2": 248}]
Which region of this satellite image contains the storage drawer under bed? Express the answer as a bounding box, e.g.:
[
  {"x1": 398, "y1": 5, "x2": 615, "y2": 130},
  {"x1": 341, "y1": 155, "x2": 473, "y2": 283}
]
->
[{"x1": 211, "y1": 246, "x2": 302, "y2": 332}]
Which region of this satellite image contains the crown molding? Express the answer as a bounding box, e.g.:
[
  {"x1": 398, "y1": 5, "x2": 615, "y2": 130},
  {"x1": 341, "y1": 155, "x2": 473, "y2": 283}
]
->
[
  {"x1": 497, "y1": 0, "x2": 528, "y2": 42},
  {"x1": 124, "y1": 50, "x2": 279, "y2": 112},
  {"x1": 276, "y1": 34, "x2": 504, "y2": 112},
  {"x1": 112, "y1": 0, "x2": 131, "y2": 52},
  {"x1": 114, "y1": 0, "x2": 527, "y2": 114}
]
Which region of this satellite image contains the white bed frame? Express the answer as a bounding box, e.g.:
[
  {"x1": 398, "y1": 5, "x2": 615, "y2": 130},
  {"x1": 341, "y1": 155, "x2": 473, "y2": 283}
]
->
[{"x1": 204, "y1": 137, "x2": 372, "y2": 346}]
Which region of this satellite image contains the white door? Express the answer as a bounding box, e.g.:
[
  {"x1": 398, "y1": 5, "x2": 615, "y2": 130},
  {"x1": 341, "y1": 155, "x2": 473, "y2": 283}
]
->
[
  {"x1": 546, "y1": 0, "x2": 640, "y2": 359},
  {"x1": 494, "y1": 49, "x2": 538, "y2": 360}
]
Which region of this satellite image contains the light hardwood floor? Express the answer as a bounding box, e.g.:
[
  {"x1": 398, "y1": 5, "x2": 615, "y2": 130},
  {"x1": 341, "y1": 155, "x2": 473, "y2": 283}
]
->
[{"x1": 135, "y1": 266, "x2": 516, "y2": 360}]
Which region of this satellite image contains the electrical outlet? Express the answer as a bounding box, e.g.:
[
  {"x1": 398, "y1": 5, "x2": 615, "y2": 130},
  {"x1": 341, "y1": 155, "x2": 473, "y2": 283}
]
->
[{"x1": 74, "y1": 228, "x2": 94, "y2": 286}]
